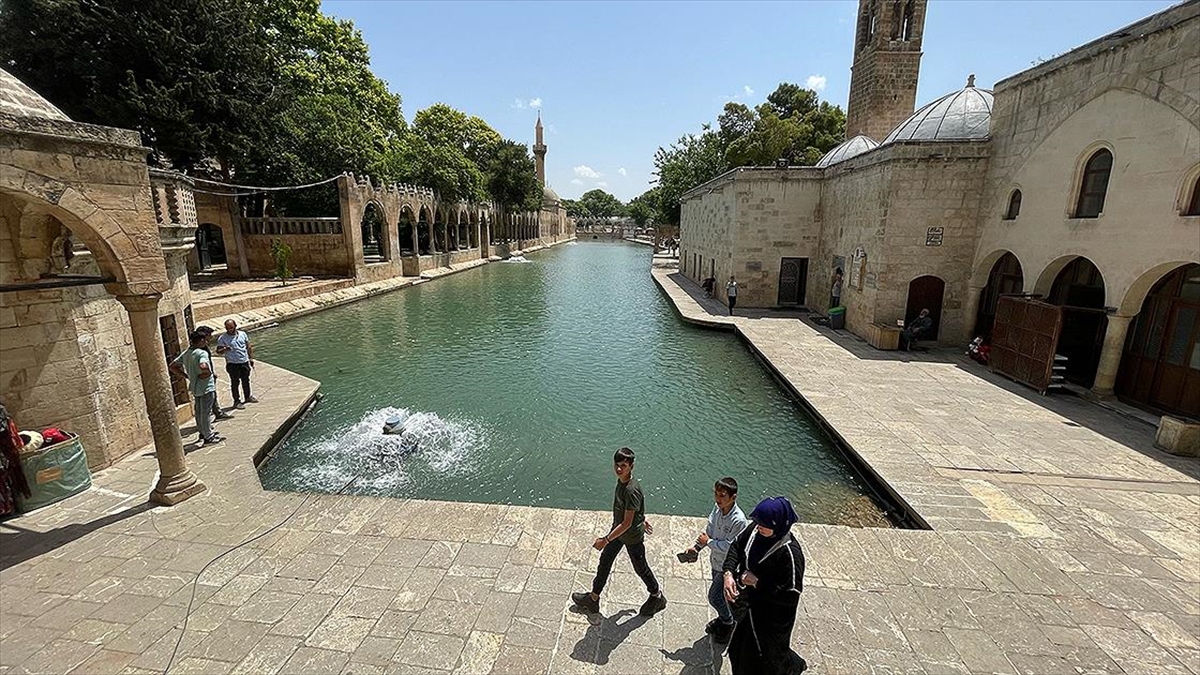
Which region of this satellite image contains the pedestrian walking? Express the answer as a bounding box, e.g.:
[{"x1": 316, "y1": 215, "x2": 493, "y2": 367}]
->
[
  {"x1": 723, "y1": 496, "x2": 807, "y2": 674},
  {"x1": 830, "y1": 267, "x2": 843, "y2": 310},
  {"x1": 195, "y1": 326, "x2": 233, "y2": 421},
  {"x1": 215, "y1": 319, "x2": 257, "y2": 408},
  {"x1": 571, "y1": 447, "x2": 668, "y2": 617},
  {"x1": 677, "y1": 477, "x2": 749, "y2": 644},
  {"x1": 726, "y1": 276, "x2": 739, "y2": 316}
]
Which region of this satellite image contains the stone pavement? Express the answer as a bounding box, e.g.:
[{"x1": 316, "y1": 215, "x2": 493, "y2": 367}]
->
[{"x1": 0, "y1": 269, "x2": 1197, "y2": 675}]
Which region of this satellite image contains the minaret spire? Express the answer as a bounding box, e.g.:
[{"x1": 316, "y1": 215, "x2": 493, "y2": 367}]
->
[{"x1": 533, "y1": 112, "x2": 547, "y2": 186}]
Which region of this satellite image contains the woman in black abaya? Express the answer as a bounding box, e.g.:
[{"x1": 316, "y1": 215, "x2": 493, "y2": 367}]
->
[{"x1": 722, "y1": 496, "x2": 807, "y2": 674}]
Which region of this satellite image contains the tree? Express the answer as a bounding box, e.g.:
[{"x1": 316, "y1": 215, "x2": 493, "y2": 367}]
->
[
  {"x1": 271, "y1": 238, "x2": 294, "y2": 286},
  {"x1": 578, "y1": 189, "x2": 627, "y2": 219},
  {"x1": 627, "y1": 188, "x2": 660, "y2": 227},
  {"x1": 652, "y1": 127, "x2": 727, "y2": 224},
  {"x1": 485, "y1": 140, "x2": 541, "y2": 212}
]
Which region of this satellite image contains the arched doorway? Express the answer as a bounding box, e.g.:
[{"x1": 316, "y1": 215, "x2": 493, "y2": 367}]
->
[
  {"x1": 398, "y1": 207, "x2": 415, "y2": 256},
  {"x1": 974, "y1": 252, "x2": 1024, "y2": 338},
  {"x1": 905, "y1": 275, "x2": 945, "y2": 341},
  {"x1": 1048, "y1": 257, "x2": 1107, "y2": 387},
  {"x1": 418, "y1": 207, "x2": 431, "y2": 255},
  {"x1": 195, "y1": 223, "x2": 226, "y2": 270},
  {"x1": 361, "y1": 202, "x2": 386, "y2": 262},
  {"x1": 1117, "y1": 263, "x2": 1200, "y2": 417}
]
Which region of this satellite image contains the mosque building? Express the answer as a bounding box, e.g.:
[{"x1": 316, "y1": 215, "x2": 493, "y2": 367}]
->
[{"x1": 678, "y1": 0, "x2": 1199, "y2": 418}]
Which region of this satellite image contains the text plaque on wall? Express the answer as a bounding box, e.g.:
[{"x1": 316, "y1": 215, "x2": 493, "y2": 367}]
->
[{"x1": 925, "y1": 227, "x2": 944, "y2": 247}]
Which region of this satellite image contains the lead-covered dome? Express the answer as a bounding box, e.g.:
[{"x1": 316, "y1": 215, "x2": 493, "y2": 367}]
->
[
  {"x1": 0, "y1": 68, "x2": 70, "y2": 121},
  {"x1": 542, "y1": 185, "x2": 561, "y2": 206},
  {"x1": 816, "y1": 135, "x2": 879, "y2": 168},
  {"x1": 882, "y1": 80, "x2": 993, "y2": 145}
]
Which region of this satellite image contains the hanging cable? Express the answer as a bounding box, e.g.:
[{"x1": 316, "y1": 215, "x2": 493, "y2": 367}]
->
[{"x1": 190, "y1": 174, "x2": 343, "y2": 192}]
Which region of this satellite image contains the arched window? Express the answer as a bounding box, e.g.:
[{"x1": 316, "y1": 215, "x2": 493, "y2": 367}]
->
[
  {"x1": 1004, "y1": 189, "x2": 1022, "y2": 220},
  {"x1": 1186, "y1": 174, "x2": 1200, "y2": 216},
  {"x1": 1075, "y1": 149, "x2": 1113, "y2": 218}
]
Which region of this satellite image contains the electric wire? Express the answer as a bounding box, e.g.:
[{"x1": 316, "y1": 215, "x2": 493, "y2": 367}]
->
[
  {"x1": 161, "y1": 470, "x2": 363, "y2": 675},
  {"x1": 190, "y1": 174, "x2": 343, "y2": 191}
]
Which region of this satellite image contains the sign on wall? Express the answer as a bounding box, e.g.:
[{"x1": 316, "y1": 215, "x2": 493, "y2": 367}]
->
[
  {"x1": 925, "y1": 227, "x2": 944, "y2": 246},
  {"x1": 850, "y1": 246, "x2": 866, "y2": 289}
]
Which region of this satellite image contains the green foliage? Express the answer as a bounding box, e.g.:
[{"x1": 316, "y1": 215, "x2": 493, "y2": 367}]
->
[
  {"x1": 626, "y1": 188, "x2": 660, "y2": 226},
  {"x1": 485, "y1": 140, "x2": 541, "y2": 212},
  {"x1": 651, "y1": 82, "x2": 846, "y2": 224},
  {"x1": 270, "y1": 238, "x2": 293, "y2": 286},
  {"x1": 578, "y1": 189, "x2": 627, "y2": 219}
]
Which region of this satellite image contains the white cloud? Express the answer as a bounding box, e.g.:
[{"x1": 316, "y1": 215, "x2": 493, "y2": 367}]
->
[
  {"x1": 511, "y1": 98, "x2": 526, "y2": 109},
  {"x1": 596, "y1": 181, "x2": 609, "y2": 188},
  {"x1": 743, "y1": 85, "x2": 754, "y2": 96},
  {"x1": 529, "y1": 97, "x2": 542, "y2": 109},
  {"x1": 547, "y1": 124, "x2": 558, "y2": 135},
  {"x1": 805, "y1": 75, "x2": 827, "y2": 92},
  {"x1": 570, "y1": 178, "x2": 584, "y2": 185},
  {"x1": 573, "y1": 165, "x2": 601, "y2": 179},
  {"x1": 618, "y1": 167, "x2": 627, "y2": 176}
]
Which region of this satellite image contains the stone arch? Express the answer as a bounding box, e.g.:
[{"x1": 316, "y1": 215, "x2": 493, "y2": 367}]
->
[
  {"x1": 1177, "y1": 162, "x2": 1200, "y2": 216},
  {"x1": 1034, "y1": 254, "x2": 1095, "y2": 298},
  {"x1": 904, "y1": 274, "x2": 945, "y2": 341},
  {"x1": 972, "y1": 251, "x2": 1025, "y2": 338},
  {"x1": 398, "y1": 204, "x2": 416, "y2": 255},
  {"x1": 1118, "y1": 259, "x2": 1200, "y2": 317},
  {"x1": 0, "y1": 180, "x2": 170, "y2": 293},
  {"x1": 361, "y1": 200, "x2": 387, "y2": 262}
]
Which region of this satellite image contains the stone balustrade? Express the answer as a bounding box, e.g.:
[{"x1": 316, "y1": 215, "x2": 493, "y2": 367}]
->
[
  {"x1": 149, "y1": 168, "x2": 198, "y2": 254},
  {"x1": 241, "y1": 216, "x2": 344, "y2": 235}
]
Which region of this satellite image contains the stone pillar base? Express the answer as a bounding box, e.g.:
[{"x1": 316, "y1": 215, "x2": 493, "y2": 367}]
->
[{"x1": 150, "y1": 472, "x2": 207, "y2": 506}]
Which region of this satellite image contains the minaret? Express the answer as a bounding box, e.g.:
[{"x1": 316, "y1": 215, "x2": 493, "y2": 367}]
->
[
  {"x1": 533, "y1": 113, "x2": 547, "y2": 185},
  {"x1": 845, "y1": 0, "x2": 927, "y2": 141}
]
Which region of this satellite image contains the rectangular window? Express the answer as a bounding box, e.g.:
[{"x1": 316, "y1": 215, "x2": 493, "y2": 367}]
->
[{"x1": 160, "y1": 314, "x2": 190, "y2": 406}]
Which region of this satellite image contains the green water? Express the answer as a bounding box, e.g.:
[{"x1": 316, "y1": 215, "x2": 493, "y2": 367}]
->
[{"x1": 256, "y1": 242, "x2": 889, "y2": 525}]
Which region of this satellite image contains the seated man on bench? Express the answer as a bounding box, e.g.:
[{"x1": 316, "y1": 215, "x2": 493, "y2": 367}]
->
[{"x1": 900, "y1": 309, "x2": 933, "y2": 351}]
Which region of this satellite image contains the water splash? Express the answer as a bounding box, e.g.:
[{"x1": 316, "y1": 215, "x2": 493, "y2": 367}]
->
[
  {"x1": 287, "y1": 406, "x2": 479, "y2": 494},
  {"x1": 503, "y1": 255, "x2": 532, "y2": 263}
]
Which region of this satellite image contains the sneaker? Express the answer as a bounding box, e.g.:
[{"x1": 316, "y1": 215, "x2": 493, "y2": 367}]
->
[
  {"x1": 246, "y1": 396, "x2": 259, "y2": 404},
  {"x1": 639, "y1": 592, "x2": 667, "y2": 617},
  {"x1": 235, "y1": 402, "x2": 246, "y2": 410},
  {"x1": 570, "y1": 591, "x2": 599, "y2": 614},
  {"x1": 215, "y1": 413, "x2": 234, "y2": 421},
  {"x1": 203, "y1": 434, "x2": 225, "y2": 445}
]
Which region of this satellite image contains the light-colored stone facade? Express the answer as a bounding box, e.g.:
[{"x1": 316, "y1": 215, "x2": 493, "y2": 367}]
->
[{"x1": 680, "y1": 2, "x2": 1200, "y2": 414}]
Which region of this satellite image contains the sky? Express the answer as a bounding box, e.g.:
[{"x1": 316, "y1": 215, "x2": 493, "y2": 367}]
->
[{"x1": 323, "y1": 0, "x2": 1180, "y2": 202}]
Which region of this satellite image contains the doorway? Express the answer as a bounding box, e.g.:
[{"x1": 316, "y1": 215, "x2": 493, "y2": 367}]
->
[
  {"x1": 1117, "y1": 263, "x2": 1200, "y2": 418},
  {"x1": 195, "y1": 223, "x2": 226, "y2": 270},
  {"x1": 1048, "y1": 257, "x2": 1107, "y2": 387},
  {"x1": 974, "y1": 252, "x2": 1024, "y2": 338},
  {"x1": 777, "y1": 257, "x2": 808, "y2": 306},
  {"x1": 905, "y1": 275, "x2": 945, "y2": 340}
]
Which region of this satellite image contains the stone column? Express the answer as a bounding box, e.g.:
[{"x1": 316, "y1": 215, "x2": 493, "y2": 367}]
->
[
  {"x1": 411, "y1": 222, "x2": 420, "y2": 256},
  {"x1": 962, "y1": 284, "x2": 987, "y2": 342},
  {"x1": 428, "y1": 222, "x2": 437, "y2": 253},
  {"x1": 1091, "y1": 314, "x2": 1134, "y2": 399},
  {"x1": 117, "y1": 294, "x2": 206, "y2": 506}
]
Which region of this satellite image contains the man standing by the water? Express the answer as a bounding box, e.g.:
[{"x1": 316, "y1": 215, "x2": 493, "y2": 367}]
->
[
  {"x1": 170, "y1": 330, "x2": 224, "y2": 446},
  {"x1": 726, "y1": 276, "x2": 739, "y2": 316},
  {"x1": 216, "y1": 319, "x2": 257, "y2": 408},
  {"x1": 571, "y1": 447, "x2": 668, "y2": 618}
]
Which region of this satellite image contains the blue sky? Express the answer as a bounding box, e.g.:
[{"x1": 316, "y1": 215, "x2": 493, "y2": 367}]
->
[{"x1": 323, "y1": 0, "x2": 1178, "y2": 202}]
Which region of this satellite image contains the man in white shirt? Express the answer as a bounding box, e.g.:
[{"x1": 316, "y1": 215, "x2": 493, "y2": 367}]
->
[
  {"x1": 726, "y1": 276, "x2": 739, "y2": 316},
  {"x1": 215, "y1": 319, "x2": 258, "y2": 408}
]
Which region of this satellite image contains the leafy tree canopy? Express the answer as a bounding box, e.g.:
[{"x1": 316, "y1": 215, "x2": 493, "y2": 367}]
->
[
  {"x1": 650, "y1": 82, "x2": 846, "y2": 224},
  {"x1": 578, "y1": 189, "x2": 627, "y2": 219},
  {"x1": 485, "y1": 140, "x2": 541, "y2": 212}
]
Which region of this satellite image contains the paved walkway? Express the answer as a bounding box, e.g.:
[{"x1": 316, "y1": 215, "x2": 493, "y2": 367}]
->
[{"x1": 0, "y1": 268, "x2": 1197, "y2": 675}]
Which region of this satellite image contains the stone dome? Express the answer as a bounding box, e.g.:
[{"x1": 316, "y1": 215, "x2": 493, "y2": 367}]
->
[
  {"x1": 816, "y1": 135, "x2": 880, "y2": 168},
  {"x1": 542, "y1": 185, "x2": 561, "y2": 206},
  {"x1": 882, "y1": 82, "x2": 993, "y2": 145},
  {"x1": 0, "y1": 68, "x2": 70, "y2": 121}
]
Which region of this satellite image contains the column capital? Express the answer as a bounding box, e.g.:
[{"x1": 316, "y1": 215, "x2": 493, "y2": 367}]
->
[{"x1": 116, "y1": 293, "x2": 164, "y2": 312}]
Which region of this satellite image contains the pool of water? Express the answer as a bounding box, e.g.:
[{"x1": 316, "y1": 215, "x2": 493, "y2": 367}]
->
[{"x1": 255, "y1": 242, "x2": 890, "y2": 526}]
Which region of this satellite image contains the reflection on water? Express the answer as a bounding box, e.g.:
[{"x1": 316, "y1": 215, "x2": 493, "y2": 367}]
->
[{"x1": 256, "y1": 242, "x2": 890, "y2": 526}]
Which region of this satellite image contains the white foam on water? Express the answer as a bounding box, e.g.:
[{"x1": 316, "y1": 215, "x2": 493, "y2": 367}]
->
[
  {"x1": 291, "y1": 406, "x2": 479, "y2": 494},
  {"x1": 503, "y1": 255, "x2": 532, "y2": 263}
]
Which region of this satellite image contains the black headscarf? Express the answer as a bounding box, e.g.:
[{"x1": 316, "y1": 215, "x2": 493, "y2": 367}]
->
[{"x1": 746, "y1": 497, "x2": 799, "y2": 574}]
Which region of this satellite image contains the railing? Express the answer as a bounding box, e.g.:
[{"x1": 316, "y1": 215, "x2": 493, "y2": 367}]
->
[
  {"x1": 148, "y1": 169, "x2": 198, "y2": 228},
  {"x1": 241, "y1": 217, "x2": 343, "y2": 235}
]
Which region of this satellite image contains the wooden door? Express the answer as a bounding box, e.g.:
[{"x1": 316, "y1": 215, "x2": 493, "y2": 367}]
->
[
  {"x1": 777, "y1": 257, "x2": 807, "y2": 306},
  {"x1": 905, "y1": 275, "x2": 945, "y2": 340}
]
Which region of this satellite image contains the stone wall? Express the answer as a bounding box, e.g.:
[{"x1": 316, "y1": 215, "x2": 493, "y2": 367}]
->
[
  {"x1": 728, "y1": 169, "x2": 823, "y2": 308},
  {"x1": 819, "y1": 156, "x2": 892, "y2": 335},
  {"x1": 241, "y1": 232, "x2": 352, "y2": 278},
  {"x1": 977, "y1": 2, "x2": 1200, "y2": 315},
  {"x1": 0, "y1": 199, "x2": 152, "y2": 469},
  {"x1": 679, "y1": 171, "x2": 738, "y2": 290},
  {"x1": 194, "y1": 191, "x2": 245, "y2": 276}
]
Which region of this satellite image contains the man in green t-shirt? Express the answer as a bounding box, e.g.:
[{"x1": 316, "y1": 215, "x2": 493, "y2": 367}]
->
[
  {"x1": 571, "y1": 447, "x2": 667, "y2": 617},
  {"x1": 169, "y1": 330, "x2": 224, "y2": 446}
]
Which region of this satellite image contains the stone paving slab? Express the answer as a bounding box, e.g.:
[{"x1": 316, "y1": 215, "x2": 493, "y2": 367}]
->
[{"x1": 1, "y1": 268, "x2": 1198, "y2": 675}]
